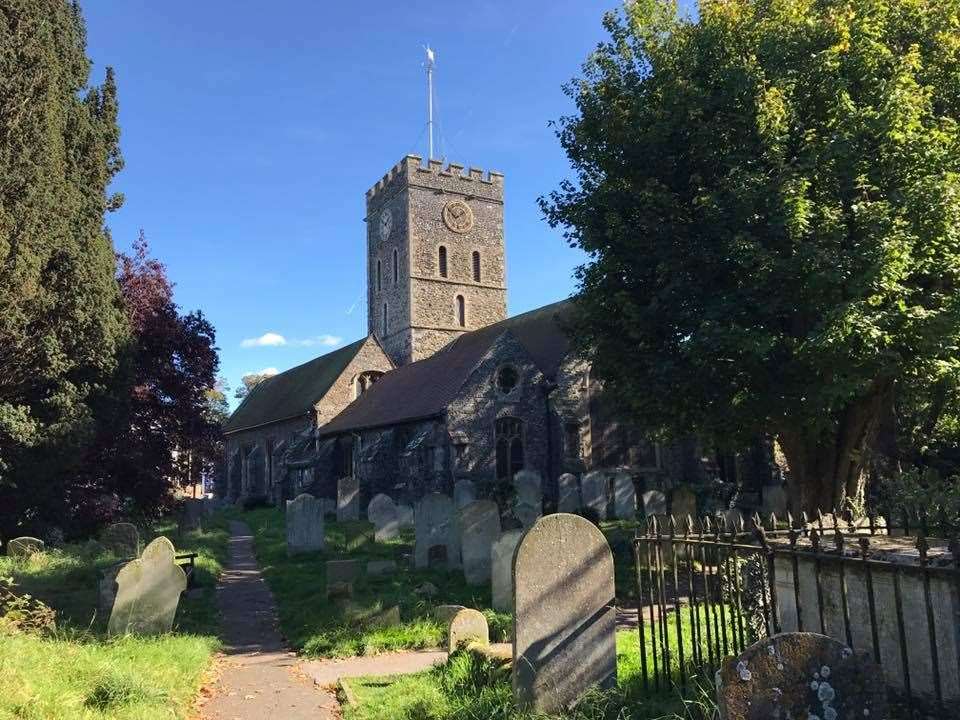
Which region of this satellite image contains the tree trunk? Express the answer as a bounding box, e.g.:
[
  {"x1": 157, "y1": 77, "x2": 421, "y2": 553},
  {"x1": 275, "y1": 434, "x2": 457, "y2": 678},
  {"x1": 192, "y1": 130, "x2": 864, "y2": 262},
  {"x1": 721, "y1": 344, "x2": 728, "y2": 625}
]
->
[{"x1": 777, "y1": 383, "x2": 891, "y2": 516}]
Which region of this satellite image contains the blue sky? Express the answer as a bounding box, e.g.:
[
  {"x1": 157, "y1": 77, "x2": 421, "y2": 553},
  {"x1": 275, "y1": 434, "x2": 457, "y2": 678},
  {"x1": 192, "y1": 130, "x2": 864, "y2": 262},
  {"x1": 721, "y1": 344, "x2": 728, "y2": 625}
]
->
[{"x1": 81, "y1": 1, "x2": 622, "y2": 405}]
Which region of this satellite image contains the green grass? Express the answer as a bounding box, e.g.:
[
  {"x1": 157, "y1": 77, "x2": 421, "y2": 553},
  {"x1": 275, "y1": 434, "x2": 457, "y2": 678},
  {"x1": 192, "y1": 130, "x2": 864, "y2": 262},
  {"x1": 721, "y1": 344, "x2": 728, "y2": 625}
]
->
[
  {"x1": 232, "y1": 506, "x2": 513, "y2": 658},
  {"x1": 0, "y1": 513, "x2": 231, "y2": 720}
]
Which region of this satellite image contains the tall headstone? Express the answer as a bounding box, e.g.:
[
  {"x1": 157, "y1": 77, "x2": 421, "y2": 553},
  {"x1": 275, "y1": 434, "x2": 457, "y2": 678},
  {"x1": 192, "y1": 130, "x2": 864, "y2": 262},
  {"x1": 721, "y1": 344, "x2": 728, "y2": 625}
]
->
[
  {"x1": 453, "y1": 479, "x2": 476, "y2": 509},
  {"x1": 580, "y1": 471, "x2": 608, "y2": 521},
  {"x1": 612, "y1": 472, "x2": 636, "y2": 520},
  {"x1": 108, "y1": 537, "x2": 187, "y2": 636},
  {"x1": 396, "y1": 504, "x2": 414, "y2": 529},
  {"x1": 7, "y1": 537, "x2": 44, "y2": 559},
  {"x1": 101, "y1": 523, "x2": 140, "y2": 558},
  {"x1": 513, "y1": 514, "x2": 616, "y2": 712},
  {"x1": 337, "y1": 476, "x2": 360, "y2": 522},
  {"x1": 414, "y1": 493, "x2": 460, "y2": 569},
  {"x1": 447, "y1": 608, "x2": 490, "y2": 653},
  {"x1": 367, "y1": 493, "x2": 399, "y2": 542},
  {"x1": 491, "y1": 529, "x2": 524, "y2": 612},
  {"x1": 670, "y1": 486, "x2": 698, "y2": 519},
  {"x1": 513, "y1": 470, "x2": 542, "y2": 529},
  {"x1": 716, "y1": 632, "x2": 887, "y2": 720},
  {"x1": 641, "y1": 489, "x2": 667, "y2": 518},
  {"x1": 557, "y1": 473, "x2": 581, "y2": 513},
  {"x1": 286, "y1": 493, "x2": 325, "y2": 555},
  {"x1": 459, "y1": 500, "x2": 502, "y2": 586}
]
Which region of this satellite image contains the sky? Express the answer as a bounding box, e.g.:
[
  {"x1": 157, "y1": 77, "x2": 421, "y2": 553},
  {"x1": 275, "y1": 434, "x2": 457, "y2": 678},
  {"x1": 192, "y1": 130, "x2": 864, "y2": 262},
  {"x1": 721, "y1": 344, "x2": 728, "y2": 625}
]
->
[{"x1": 80, "y1": 1, "x2": 623, "y2": 406}]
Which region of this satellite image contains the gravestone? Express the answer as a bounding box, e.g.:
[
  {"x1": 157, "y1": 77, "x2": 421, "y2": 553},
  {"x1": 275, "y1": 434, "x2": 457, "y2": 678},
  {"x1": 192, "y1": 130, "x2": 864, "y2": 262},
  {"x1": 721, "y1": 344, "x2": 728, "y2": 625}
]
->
[
  {"x1": 453, "y1": 479, "x2": 476, "y2": 509},
  {"x1": 367, "y1": 493, "x2": 399, "y2": 542},
  {"x1": 580, "y1": 471, "x2": 608, "y2": 520},
  {"x1": 761, "y1": 485, "x2": 788, "y2": 518},
  {"x1": 434, "y1": 604, "x2": 466, "y2": 624},
  {"x1": 513, "y1": 471, "x2": 542, "y2": 529},
  {"x1": 286, "y1": 493, "x2": 325, "y2": 555},
  {"x1": 365, "y1": 605, "x2": 401, "y2": 629},
  {"x1": 716, "y1": 632, "x2": 887, "y2": 720},
  {"x1": 366, "y1": 560, "x2": 397, "y2": 577},
  {"x1": 98, "y1": 561, "x2": 126, "y2": 614},
  {"x1": 612, "y1": 472, "x2": 636, "y2": 519},
  {"x1": 396, "y1": 504, "x2": 414, "y2": 529},
  {"x1": 337, "y1": 476, "x2": 360, "y2": 522},
  {"x1": 447, "y1": 608, "x2": 489, "y2": 653},
  {"x1": 107, "y1": 537, "x2": 187, "y2": 636},
  {"x1": 326, "y1": 559, "x2": 362, "y2": 600},
  {"x1": 641, "y1": 489, "x2": 667, "y2": 518},
  {"x1": 414, "y1": 493, "x2": 460, "y2": 569},
  {"x1": 557, "y1": 473, "x2": 581, "y2": 513},
  {"x1": 670, "y1": 486, "x2": 698, "y2": 520},
  {"x1": 7, "y1": 537, "x2": 44, "y2": 559},
  {"x1": 180, "y1": 499, "x2": 204, "y2": 532},
  {"x1": 513, "y1": 514, "x2": 616, "y2": 712},
  {"x1": 459, "y1": 500, "x2": 502, "y2": 585},
  {"x1": 491, "y1": 529, "x2": 524, "y2": 612},
  {"x1": 102, "y1": 523, "x2": 140, "y2": 558}
]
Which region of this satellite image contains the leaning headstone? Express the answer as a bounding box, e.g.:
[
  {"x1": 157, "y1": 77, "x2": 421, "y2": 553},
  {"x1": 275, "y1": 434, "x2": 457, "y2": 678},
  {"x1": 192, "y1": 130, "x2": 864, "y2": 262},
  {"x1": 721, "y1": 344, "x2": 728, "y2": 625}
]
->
[
  {"x1": 513, "y1": 514, "x2": 616, "y2": 712},
  {"x1": 612, "y1": 472, "x2": 636, "y2": 519},
  {"x1": 286, "y1": 493, "x2": 325, "y2": 555},
  {"x1": 396, "y1": 504, "x2": 414, "y2": 529},
  {"x1": 453, "y1": 479, "x2": 476, "y2": 509},
  {"x1": 557, "y1": 473, "x2": 581, "y2": 513},
  {"x1": 459, "y1": 500, "x2": 502, "y2": 585},
  {"x1": 326, "y1": 559, "x2": 361, "y2": 600},
  {"x1": 367, "y1": 493, "x2": 399, "y2": 542},
  {"x1": 491, "y1": 528, "x2": 524, "y2": 612},
  {"x1": 580, "y1": 471, "x2": 608, "y2": 520},
  {"x1": 670, "y1": 486, "x2": 698, "y2": 519},
  {"x1": 447, "y1": 608, "x2": 489, "y2": 653},
  {"x1": 414, "y1": 493, "x2": 460, "y2": 569},
  {"x1": 337, "y1": 476, "x2": 360, "y2": 522},
  {"x1": 641, "y1": 489, "x2": 667, "y2": 518},
  {"x1": 716, "y1": 632, "x2": 887, "y2": 720},
  {"x1": 7, "y1": 537, "x2": 44, "y2": 559},
  {"x1": 513, "y1": 471, "x2": 542, "y2": 529},
  {"x1": 108, "y1": 537, "x2": 187, "y2": 636},
  {"x1": 101, "y1": 523, "x2": 140, "y2": 558}
]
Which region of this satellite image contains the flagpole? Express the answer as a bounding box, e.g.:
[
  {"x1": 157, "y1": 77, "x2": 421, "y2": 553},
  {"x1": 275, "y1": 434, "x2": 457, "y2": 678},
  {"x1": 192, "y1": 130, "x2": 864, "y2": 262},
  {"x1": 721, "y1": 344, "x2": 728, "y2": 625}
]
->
[{"x1": 425, "y1": 46, "x2": 435, "y2": 160}]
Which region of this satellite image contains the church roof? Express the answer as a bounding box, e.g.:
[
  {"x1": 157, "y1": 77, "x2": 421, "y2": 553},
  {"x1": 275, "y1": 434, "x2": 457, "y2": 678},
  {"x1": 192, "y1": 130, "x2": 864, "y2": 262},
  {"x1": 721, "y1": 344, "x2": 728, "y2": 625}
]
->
[
  {"x1": 319, "y1": 300, "x2": 574, "y2": 436},
  {"x1": 223, "y1": 338, "x2": 368, "y2": 434}
]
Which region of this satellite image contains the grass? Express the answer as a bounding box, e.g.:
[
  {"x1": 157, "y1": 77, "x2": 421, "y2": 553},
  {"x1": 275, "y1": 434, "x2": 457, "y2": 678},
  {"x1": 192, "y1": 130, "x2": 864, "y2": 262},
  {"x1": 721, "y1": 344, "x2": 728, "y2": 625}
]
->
[{"x1": 0, "y1": 512, "x2": 231, "y2": 720}]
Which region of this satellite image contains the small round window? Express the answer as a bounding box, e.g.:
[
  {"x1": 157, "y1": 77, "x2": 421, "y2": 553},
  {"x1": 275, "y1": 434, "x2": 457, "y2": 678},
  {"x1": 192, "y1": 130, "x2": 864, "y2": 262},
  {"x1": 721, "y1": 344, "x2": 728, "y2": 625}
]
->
[{"x1": 496, "y1": 366, "x2": 518, "y2": 394}]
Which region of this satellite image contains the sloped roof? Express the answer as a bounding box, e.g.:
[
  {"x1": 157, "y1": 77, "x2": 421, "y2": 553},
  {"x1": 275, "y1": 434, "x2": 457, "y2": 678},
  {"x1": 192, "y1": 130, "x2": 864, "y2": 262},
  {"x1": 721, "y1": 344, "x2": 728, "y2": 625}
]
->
[
  {"x1": 319, "y1": 300, "x2": 574, "y2": 436},
  {"x1": 224, "y1": 338, "x2": 368, "y2": 434}
]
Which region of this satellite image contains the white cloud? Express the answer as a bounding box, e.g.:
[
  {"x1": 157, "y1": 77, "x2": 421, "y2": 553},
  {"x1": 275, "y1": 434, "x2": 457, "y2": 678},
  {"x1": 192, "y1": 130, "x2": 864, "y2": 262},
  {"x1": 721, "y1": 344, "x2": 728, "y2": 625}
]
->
[
  {"x1": 256, "y1": 367, "x2": 279, "y2": 376},
  {"x1": 241, "y1": 332, "x2": 287, "y2": 348},
  {"x1": 294, "y1": 334, "x2": 343, "y2": 348}
]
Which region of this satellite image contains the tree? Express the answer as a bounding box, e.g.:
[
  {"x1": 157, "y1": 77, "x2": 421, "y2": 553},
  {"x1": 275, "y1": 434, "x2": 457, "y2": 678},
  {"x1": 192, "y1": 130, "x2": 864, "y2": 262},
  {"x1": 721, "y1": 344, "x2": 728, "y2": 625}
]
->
[
  {"x1": 543, "y1": 0, "x2": 960, "y2": 513},
  {"x1": 0, "y1": 1, "x2": 128, "y2": 536},
  {"x1": 235, "y1": 371, "x2": 275, "y2": 400}
]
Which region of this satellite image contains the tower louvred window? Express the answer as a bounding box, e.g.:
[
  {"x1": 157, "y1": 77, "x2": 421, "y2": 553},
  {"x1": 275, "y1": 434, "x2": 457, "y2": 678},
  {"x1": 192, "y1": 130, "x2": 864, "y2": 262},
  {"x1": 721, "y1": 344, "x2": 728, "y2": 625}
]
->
[
  {"x1": 439, "y1": 246, "x2": 448, "y2": 278},
  {"x1": 472, "y1": 251, "x2": 481, "y2": 282}
]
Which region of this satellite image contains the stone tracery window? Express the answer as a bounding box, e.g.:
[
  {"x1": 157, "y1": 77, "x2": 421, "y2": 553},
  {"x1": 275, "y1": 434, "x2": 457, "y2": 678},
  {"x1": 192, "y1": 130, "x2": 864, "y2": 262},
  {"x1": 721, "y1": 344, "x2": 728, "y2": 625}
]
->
[
  {"x1": 496, "y1": 365, "x2": 518, "y2": 394},
  {"x1": 495, "y1": 417, "x2": 524, "y2": 481}
]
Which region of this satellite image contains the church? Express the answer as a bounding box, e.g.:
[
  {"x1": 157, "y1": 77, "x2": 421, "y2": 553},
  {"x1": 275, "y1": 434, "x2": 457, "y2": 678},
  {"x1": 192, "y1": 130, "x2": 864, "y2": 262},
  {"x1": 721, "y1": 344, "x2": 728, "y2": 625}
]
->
[{"x1": 221, "y1": 154, "x2": 726, "y2": 512}]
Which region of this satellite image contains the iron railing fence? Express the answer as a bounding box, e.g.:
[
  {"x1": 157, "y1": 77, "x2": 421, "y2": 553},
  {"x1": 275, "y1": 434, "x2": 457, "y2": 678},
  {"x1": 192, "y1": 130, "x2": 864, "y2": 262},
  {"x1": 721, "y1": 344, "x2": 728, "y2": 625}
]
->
[{"x1": 632, "y1": 509, "x2": 960, "y2": 720}]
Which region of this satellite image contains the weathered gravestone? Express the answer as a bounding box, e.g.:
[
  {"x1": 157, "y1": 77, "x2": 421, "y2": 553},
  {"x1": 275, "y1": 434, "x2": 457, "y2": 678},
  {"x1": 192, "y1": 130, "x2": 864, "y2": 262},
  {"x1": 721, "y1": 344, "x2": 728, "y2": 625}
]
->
[
  {"x1": 286, "y1": 493, "x2": 325, "y2": 555},
  {"x1": 414, "y1": 493, "x2": 460, "y2": 569},
  {"x1": 7, "y1": 537, "x2": 44, "y2": 559},
  {"x1": 670, "y1": 486, "x2": 698, "y2": 520},
  {"x1": 101, "y1": 523, "x2": 140, "y2": 558},
  {"x1": 396, "y1": 504, "x2": 414, "y2": 529},
  {"x1": 326, "y1": 559, "x2": 362, "y2": 600},
  {"x1": 453, "y1": 479, "x2": 476, "y2": 509},
  {"x1": 107, "y1": 537, "x2": 187, "y2": 636},
  {"x1": 448, "y1": 608, "x2": 489, "y2": 653},
  {"x1": 434, "y1": 604, "x2": 466, "y2": 624},
  {"x1": 491, "y1": 528, "x2": 524, "y2": 612},
  {"x1": 98, "y1": 561, "x2": 125, "y2": 614},
  {"x1": 612, "y1": 472, "x2": 636, "y2": 519},
  {"x1": 180, "y1": 499, "x2": 204, "y2": 532},
  {"x1": 337, "y1": 476, "x2": 360, "y2": 522},
  {"x1": 580, "y1": 471, "x2": 608, "y2": 521},
  {"x1": 513, "y1": 470, "x2": 542, "y2": 529},
  {"x1": 367, "y1": 493, "x2": 399, "y2": 542},
  {"x1": 557, "y1": 473, "x2": 581, "y2": 513},
  {"x1": 641, "y1": 489, "x2": 667, "y2": 518},
  {"x1": 459, "y1": 500, "x2": 502, "y2": 585},
  {"x1": 513, "y1": 513, "x2": 616, "y2": 712},
  {"x1": 716, "y1": 632, "x2": 887, "y2": 720}
]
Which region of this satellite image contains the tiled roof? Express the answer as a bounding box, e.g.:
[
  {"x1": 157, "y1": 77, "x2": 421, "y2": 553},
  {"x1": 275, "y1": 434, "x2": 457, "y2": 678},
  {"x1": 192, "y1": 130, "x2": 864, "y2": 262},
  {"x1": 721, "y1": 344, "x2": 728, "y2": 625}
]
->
[
  {"x1": 223, "y1": 338, "x2": 368, "y2": 434},
  {"x1": 319, "y1": 300, "x2": 574, "y2": 436}
]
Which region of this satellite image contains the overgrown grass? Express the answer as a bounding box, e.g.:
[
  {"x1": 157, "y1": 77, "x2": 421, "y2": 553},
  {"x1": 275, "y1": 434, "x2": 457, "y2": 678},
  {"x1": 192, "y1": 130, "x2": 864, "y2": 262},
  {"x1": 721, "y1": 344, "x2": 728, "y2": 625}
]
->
[{"x1": 0, "y1": 512, "x2": 231, "y2": 719}]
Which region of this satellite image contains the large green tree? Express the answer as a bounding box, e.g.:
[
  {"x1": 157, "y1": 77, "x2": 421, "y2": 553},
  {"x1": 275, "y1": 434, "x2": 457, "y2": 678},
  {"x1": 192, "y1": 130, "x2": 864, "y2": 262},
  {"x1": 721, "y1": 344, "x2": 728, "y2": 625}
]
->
[
  {"x1": 544, "y1": 0, "x2": 960, "y2": 513},
  {"x1": 0, "y1": 1, "x2": 127, "y2": 531}
]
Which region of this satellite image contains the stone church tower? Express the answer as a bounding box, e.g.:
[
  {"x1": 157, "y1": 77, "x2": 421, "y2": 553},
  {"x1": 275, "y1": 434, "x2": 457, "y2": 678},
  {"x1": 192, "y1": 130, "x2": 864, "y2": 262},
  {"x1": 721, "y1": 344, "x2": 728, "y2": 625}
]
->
[{"x1": 365, "y1": 155, "x2": 507, "y2": 366}]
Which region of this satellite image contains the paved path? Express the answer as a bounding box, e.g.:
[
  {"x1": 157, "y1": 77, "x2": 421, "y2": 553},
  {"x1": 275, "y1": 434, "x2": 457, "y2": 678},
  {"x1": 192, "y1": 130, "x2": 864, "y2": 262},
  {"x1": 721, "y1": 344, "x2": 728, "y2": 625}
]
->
[{"x1": 199, "y1": 521, "x2": 339, "y2": 720}]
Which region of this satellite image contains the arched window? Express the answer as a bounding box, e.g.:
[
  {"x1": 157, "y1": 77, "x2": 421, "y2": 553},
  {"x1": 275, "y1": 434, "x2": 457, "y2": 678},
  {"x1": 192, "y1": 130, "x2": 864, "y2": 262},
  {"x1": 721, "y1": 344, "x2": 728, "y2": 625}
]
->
[
  {"x1": 376, "y1": 259, "x2": 382, "y2": 292},
  {"x1": 382, "y1": 302, "x2": 388, "y2": 336},
  {"x1": 392, "y1": 248, "x2": 399, "y2": 283},
  {"x1": 472, "y1": 251, "x2": 481, "y2": 282},
  {"x1": 456, "y1": 295, "x2": 465, "y2": 327},
  {"x1": 495, "y1": 417, "x2": 524, "y2": 481},
  {"x1": 355, "y1": 370, "x2": 384, "y2": 398},
  {"x1": 438, "y1": 246, "x2": 448, "y2": 278}
]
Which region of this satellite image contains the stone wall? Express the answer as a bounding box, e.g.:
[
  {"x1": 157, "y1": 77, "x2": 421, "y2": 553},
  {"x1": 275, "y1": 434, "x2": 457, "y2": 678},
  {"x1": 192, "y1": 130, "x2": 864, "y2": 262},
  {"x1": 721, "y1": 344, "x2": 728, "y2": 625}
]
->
[
  {"x1": 223, "y1": 414, "x2": 310, "y2": 502},
  {"x1": 314, "y1": 336, "x2": 393, "y2": 425}
]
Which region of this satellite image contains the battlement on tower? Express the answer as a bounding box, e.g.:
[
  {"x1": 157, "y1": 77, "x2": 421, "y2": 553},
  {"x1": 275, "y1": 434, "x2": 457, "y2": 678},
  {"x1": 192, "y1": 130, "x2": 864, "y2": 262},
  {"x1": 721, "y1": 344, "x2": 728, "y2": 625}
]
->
[{"x1": 366, "y1": 155, "x2": 504, "y2": 207}]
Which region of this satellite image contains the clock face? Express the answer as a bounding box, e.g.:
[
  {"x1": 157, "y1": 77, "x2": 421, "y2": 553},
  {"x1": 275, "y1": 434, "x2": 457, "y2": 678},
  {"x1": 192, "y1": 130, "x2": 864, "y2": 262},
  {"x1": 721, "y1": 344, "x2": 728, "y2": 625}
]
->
[
  {"x1": 378, "y1": 209, "x2": 393, "y2": 242},
  {"x1": 442, "y1": 200, "x2": 474, "y2": 234}
]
